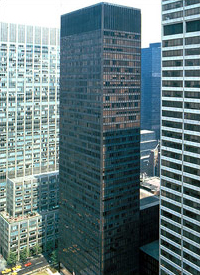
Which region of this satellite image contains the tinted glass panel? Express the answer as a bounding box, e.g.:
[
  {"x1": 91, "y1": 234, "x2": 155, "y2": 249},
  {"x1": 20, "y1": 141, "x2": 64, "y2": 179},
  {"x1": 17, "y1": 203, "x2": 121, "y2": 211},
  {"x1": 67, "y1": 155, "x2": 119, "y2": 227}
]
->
[
  {"x1": 164, "y1": 23, "x2": 183, "y2": 36},
  {"x1": 186, "y1": 20, "x2": 200, "y2": 33}
]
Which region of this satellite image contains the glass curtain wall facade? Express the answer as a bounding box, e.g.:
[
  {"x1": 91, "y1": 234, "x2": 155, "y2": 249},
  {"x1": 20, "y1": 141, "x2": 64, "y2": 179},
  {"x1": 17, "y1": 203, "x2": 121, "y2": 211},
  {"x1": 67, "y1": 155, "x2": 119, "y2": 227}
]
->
[
  {"x1": 160, "y1": 1, "x2": 200, "y2": 275},
  {"x1": 59, "y1": 3, "x2": 141, "y2": 275},
  {"x1": 0, "y1": 23, "x2": 60, "y2": 212},
  {"x1": 141, "y1": 43, "x2": 161, "y2": 140}
]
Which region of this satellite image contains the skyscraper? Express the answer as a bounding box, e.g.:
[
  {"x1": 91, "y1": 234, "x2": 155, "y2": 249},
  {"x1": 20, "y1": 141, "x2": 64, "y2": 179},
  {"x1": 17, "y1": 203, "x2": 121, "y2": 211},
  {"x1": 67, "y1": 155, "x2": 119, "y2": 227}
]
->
[
  {"x1": 59, "y1": 3, "x2": 141, "y2": 275},
  {"x1": 141, "y1": 43, "x2": 161, "y2": 140},
  {"x1": 160, "y1": 1, "x2": 200, "y2": 275},
  {"x1": 0, "y1": 22, "x2": 59, "y2": 258}
]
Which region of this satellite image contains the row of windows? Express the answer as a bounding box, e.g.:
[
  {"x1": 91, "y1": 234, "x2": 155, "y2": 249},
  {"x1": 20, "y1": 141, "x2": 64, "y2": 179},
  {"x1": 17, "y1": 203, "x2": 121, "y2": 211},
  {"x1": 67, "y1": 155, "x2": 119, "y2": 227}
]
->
[
  {"x1": 162, "y1": 90, "x2": 182, "y2": 97},
  {"x1": 163, "y1": 48, "x2": 200, "y2": 57},
  {"x1": 162, "y1": 120, "x2": 182, "y2": 130},
  {"x1": 161, "y1": 259, "x2": 181, "y2": 275},
  {"x1": 163, "y1": 80, "x2": 200, "y2": 88},
  {"x1": 163, "y1": 34, "x2": 200, "y2": 47},
  {"x1": 163, "y1": 59, "x2": 200, "y2": 67},
  {"x1": 161, "y1": 178, "x2": 181, "y2": 192},
  {"x1": 185, "y1": 112, "x2": 200, "y2": 121},
  {"x1": 161, "y1": 189, "x2": 182, "y2": 203},
  {"x1": 162, "y1": 200, "x2": 200, "y2": 225},
  {"x1": 163, "y1": 38, "x2": 183, "y2": 47},
  {"x1": 162, "y1": 110, "x2": 182, "y2": 119},
  {"x1": 162, "y1": 139, "x2": 200, "y2": 154},
  {"x1": 163, "y1": 10, "x2": 183, "y2": 21},
  {"x1": 185, "y1": 0, "x2": 200, "y2": 6},
  {"x1": 162, "y1": 1, "x2": 183, "y2": 11},
  {"x1": 163, "y1": 20, "x2": 200, "y2": 36},
  {"x1": 162, "y1": 199, "x2": 181, "y2": 214},
  {"x1": 161, "y1": 209, "x2": 181, "y2": 225},
  {"x1": 184, "y1": 262, "x2": 199, "y2": 275},
  {"x1": 163, "y1": 70, "x2": 200, "y2": 77},
  {"x1": 163, "y1": 6, "x2": 200, "y2": 20},
  {"x1": 162, "y1": 130, "x2": 182, "y2": 141},
  {"x1": 162, "y1": 0, "x2": 200, "y2": 12}
]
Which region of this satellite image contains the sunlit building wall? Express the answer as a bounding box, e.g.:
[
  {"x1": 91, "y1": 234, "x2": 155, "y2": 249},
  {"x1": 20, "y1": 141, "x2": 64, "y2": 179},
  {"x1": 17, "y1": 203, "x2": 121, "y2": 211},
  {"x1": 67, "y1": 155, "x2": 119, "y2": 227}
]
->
[
  {"x1": 160, "y1": 1, "x2": 200, "y2": 274},
  {"x1": 0, "y1": 23, "x2": 60, "y2": 212}
]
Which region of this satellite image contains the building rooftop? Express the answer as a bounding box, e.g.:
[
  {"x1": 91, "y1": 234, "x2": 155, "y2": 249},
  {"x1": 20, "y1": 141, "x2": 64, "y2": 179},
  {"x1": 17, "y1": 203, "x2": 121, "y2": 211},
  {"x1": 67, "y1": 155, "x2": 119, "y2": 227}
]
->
[
  {"x1": 140, "y1": 188, "x2": 159, "y2": 210},
  {"x1": 140, "y1": 176, "x2": 160, "y2": 195},
  {"x1": 0, "y1": 211, "x2": 40, "y2": 224},
  {"x1": 140, "y1": 130, "x2": 155, "y2": 135},
  {"x1": 8, "y1": 170, "x2": 59, "y2": 183},
  {"x1": 140, "y1": 240, "x2": 159, "y2": 261},
  {"x1": 140, "y1": 188, "x2": 153, "y2": 200},
  {"x1": 61, "y1": 2, "x2": 140, "y2": 18}
]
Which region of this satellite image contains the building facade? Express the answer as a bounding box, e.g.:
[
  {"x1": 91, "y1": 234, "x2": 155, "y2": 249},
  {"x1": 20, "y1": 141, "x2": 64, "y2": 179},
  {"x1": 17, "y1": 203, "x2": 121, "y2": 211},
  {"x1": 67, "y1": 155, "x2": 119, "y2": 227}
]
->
[
  {"x1": 140, "y1": 130, "x2": 158, "y2": 175},
  {"x1": 148, "y1": 143, "x2": 160, "y2": 177},
  {"x1": 140, "y1": 189, "x2": 159, "y2": 247},
  {"x1": 6, "y1": 172, "x2": 59, "y2": 217},
  {"x1": 141, "y1": 43, "x2": 161, "y2": 140},
  {"x1": 160, "y1": 1, "x2": 200, "y2": 275},
  {"x1": 140, "y1": 240, "x2": 159, "y2": 275},
  {"x1": 0, "y1": 23, "x2": 60, "y2": 212},
  {"x1": 59, "y1": 3, "x2": 141, "y2": 275},
  {"x1": 0, "y1": 203, "x2": 59, "y2": 260},
  {"x1": 0, "y1": 23, "x2": 60, "y2": 259}
]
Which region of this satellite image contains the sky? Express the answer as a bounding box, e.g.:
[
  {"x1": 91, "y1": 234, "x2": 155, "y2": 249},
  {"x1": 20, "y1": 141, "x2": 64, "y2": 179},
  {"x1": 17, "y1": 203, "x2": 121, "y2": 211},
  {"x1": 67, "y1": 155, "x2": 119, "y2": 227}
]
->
[{"x1": 0, "y1": 0, "x2": 161, "y2": 48}]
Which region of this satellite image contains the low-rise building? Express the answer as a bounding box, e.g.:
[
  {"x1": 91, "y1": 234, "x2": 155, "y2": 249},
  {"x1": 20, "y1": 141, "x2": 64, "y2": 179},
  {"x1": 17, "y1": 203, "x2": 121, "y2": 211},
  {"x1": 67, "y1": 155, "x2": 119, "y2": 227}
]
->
[
  {"x1": 6, "y1": 172, "x2": 59, "y2": 217},
  {"x1": 140, "y1": 176, "x2": 160, "y2": 196},
  {"x1": 140, "y1": 189, "x2": 159, "y2": 247},
  {"x1": 0, "y1": 172, "x2": 59, "y2": 260},
  {"x1": 140, "y1": 240, "x2": 159, "y2": 275},
  {"x1": 139, "y1": 190, "x2": 159, "y2": 275}
]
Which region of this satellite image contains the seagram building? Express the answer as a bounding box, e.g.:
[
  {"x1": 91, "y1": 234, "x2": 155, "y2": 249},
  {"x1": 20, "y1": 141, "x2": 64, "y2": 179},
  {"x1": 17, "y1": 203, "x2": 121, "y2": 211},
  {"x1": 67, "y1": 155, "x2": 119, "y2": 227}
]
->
[{"x1": 59, "y1": 3, "x2": 141, "y2": 275}]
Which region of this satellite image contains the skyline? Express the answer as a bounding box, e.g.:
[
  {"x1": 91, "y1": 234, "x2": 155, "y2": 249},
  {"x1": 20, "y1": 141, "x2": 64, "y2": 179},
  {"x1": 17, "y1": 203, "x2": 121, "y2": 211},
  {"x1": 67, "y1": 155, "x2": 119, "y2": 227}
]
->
[{"x1": 0, "y1": 0, "x2": 161, "y2": 47}]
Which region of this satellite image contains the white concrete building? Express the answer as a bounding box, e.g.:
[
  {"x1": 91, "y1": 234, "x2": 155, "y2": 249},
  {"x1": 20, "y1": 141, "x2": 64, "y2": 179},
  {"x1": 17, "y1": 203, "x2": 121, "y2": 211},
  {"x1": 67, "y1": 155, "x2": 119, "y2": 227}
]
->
[{"x1": 160, "y1": 1, "x2": 200, "y2": 275}]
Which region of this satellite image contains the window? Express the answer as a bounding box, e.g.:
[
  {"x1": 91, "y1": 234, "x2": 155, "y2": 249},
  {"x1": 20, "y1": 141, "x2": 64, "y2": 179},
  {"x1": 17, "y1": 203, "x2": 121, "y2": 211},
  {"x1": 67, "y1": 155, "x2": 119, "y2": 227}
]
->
[
  {"x1": 163, "y1": 60, "x2": 183, "y2": 67},
  {"x1": 185, "y1": 0, "x2": 200, "y2": 6},
  {"x1": 186, "y1": 20, "x2": 200, "y2": 33},
  {"x1": 185, "y1": 48, "x2": 200, "y2": 56},
  {"x1": 164, "y1": 23, "x2": 183, "y2": 36},
  {"x1": 163, "y1": 38, "x2": 183, "y2": 47}
]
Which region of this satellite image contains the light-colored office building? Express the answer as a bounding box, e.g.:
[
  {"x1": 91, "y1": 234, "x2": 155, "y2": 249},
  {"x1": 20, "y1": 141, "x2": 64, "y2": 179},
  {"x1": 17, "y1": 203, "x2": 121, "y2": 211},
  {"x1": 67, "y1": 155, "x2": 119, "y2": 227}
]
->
[
  {"x1": 0, "y1": 207, "x2": 59, "y2": 260},
  {"x1": 0, "y1": 22, "x2": 59, "y2": 259},
  {"x1": 6, "y1": 172, "x2": 59, "y2": 217},
  {"x1": 160, "y1": 1, "x2": 200, "y2": 275},
  {"x1": 0, "y1": 172, "x2": 59, "y2": 260},
  {"x1": 0, "y1": 22, "x2": 59, "y2": 212}
]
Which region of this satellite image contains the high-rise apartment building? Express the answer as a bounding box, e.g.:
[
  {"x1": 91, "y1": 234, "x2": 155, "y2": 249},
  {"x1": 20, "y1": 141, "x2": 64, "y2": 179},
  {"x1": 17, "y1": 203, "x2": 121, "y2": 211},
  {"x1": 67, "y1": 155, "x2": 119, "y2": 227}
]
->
[
  {"x1": 0, "y1": 22, "x2": 59, "y2": 258},
  {"x1": 141, "y1": 43, "x2": 161, "y2": 140},
  {"x1": 59, "y1": 3, "x2": 141, "y2": 275},
  {"x1": 160, "y1": 1, "x2": 200, "y2": 275}
]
